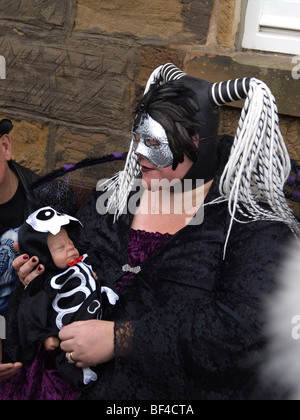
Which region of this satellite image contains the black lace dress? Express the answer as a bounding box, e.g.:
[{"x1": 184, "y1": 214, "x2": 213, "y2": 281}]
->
[{"x1": 77, "y1": 136, "x2": 293, "y2": 400}]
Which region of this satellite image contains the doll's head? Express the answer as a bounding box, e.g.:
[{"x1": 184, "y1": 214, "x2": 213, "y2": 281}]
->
[
  {"x1": 18, "y1": 207, "x2": 82, "y2": 273},
  {"x1": 47, "y1": 227, "x2": 80, "y2": 270}
]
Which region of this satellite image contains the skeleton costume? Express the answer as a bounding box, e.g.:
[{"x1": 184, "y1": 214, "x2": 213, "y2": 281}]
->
[
  {"x1": 5, "y1": 207, "x2": 119, "y2": 390},
  {"x1": 74, "y1": 64, "x2": 300, "y2": 400}
]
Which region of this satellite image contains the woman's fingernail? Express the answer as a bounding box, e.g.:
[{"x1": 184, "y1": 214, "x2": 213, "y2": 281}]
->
[
  {"x1": 32, "y1": 258, "x2": 37, "y2": 263},
  {"x1": 23, "y1": 255, "x2": 29, "y2": 260},
  {"x1": 38, "y1": 266, "x2": 43, "y2": 272}
]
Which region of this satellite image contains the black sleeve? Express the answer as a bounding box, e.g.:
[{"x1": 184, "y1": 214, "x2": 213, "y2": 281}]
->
[
  {"x1": 3, "y1": 274, "x2": 57, "y2": 364},
  {"x1": 217, "y1": 220, "x2": 293, "y2": 331},
  {"x1": 16, "y1": 276, "x2": 58, "y2": 363}
]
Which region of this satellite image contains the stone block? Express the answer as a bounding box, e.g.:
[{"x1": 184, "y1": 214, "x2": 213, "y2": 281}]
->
[
  {"x1": 76, "y1": 0, "x2": 183, "y2": 39},
  {"x1": 53, "y1": 126, "x2": 131, "y2": 187},
  {"x1": 217, "y1": 0, "x2": 241, "y2": 48},
  {"x1": 135, "y1": 46, "x2": 185, "y2": 98},
  {"x1": 1, "y1": 116, "x2": 49, "y2": 174},
  {"x1": 0, "y1": 27, "x2": 137, "y2": 131},
  {"x1": 76, "y1": 0, "x2": 213, "y2": 43},
  {"x1": 181, "y1": 0, "x2": 215, "y2": 43},
  {"x1": 0, "y1": 0, "x2": 76, "y2": 29}
]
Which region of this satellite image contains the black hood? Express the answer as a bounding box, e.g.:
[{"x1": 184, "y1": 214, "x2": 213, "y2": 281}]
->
[
  {"x1": 18, "y1": 207, "x2": 82, "y2": 273},
  {"x1": 18, "y1": 222, "x2": 58, "y2": 273}
]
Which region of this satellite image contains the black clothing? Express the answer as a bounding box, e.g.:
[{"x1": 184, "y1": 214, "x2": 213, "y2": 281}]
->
[
  {"x1": 9, "y1": 160, "x2": 41, "y2": 217},
  {"x1": 0, "y1": 183, "x2": 26, "y2": 236},
  {"x1": 1, "y1": 160, "x2": 77, "y2": 235},
  {"x1": 76, "y1": 135, "x2": 293, "y2": 400},
  {"x1": 10, "y1": 160, "x2": 78, "y2": 217},
  {"x1": 0, "y1": 120, "x2": 13, "y2": 135}
]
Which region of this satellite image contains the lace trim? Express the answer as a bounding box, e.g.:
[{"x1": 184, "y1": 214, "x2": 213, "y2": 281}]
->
[
  {"x1": 130, "y1": 228, "x2": 172, "y2": 240},
  {"x1": 114, "y1": 321, "x2": 137, "y2": 358}
]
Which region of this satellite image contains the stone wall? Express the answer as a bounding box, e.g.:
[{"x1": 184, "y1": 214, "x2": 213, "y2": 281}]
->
[{"x1": 0, "y1": 0, "x2": 299, "y2": 186}]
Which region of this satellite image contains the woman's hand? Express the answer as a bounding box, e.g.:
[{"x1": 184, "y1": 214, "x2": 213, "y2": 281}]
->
[
  {"x1": 13, "y1": 242, "x2": 45, "y2": 288},
  {"x1": 59, "y1": 320, "x2": 115, "y2": 368},
  {"x1": 0, "y1": 339, "x2": 22, "y2": 382}
]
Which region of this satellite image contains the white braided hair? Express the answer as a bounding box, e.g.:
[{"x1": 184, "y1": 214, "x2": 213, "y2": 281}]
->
[
  {"x1": 207, "y1": 78, "x2": 300, "y2": 257},
  {"x1": 98, "y1": 65, "x2": 300, "y2": 253},
  {"x1": 98, "y1": 139, "x2": 141, "y2": 221}
]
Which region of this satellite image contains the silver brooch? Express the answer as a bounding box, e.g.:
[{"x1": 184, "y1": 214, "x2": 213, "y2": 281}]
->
[{"x1": 122, "y1": 264, "x2": 141, "y2": 274}]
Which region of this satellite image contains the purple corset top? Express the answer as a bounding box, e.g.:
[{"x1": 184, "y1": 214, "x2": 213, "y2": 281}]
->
[{"x1": 116, "y1": 229, "x2": 172, "y2": 293}]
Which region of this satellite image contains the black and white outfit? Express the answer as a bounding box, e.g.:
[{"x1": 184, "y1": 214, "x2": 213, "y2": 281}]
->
[{"x1": 6, "y1": 207, "x2": 119, "y2": 390}]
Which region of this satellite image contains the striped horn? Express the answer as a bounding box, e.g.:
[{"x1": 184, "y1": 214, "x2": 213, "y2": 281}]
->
[
  {"x1": 144, "y1": 63, "x2": 186, "y2": 94},
  {"x1": 210, "y1": 78, "x2": 251, "y2": 106},
  {"x1": 160, "y1": 63, "x2": 186, "y2": 82}
]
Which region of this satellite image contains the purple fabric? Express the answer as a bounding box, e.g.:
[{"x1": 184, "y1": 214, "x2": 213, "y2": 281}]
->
[
  {"x1": 115, "y1": 229, "x2": 172, "y2": 293},
  {"x1": 0, "y1": 346, "x2": 77, "y2": 400}
]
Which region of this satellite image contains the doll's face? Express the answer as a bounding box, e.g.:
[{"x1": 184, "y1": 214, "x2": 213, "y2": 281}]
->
[{"x1": 47, "y1": 227, "x2": 80, "y2": 269}]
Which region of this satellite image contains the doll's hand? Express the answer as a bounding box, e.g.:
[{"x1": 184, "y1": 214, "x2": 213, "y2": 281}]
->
[
  {"x1": 13, "y1": 243, "x2": 45, "y2": 289},
  {"x1": 44, "y1": 336, "x2": 60, "y2": 352}
]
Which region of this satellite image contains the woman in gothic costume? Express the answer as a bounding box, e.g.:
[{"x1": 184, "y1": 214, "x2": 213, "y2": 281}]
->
[{"x1": 14, "y1": 64, "x2": 300, "y2": 400}]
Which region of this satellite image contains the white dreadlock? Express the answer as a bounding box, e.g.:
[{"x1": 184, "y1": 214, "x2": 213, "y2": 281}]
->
[
  {"x1": 99, "y1": 140, "x2": 141, "y2": 221},
  {"x1": 207, "y1": 78, "x2": 300, "y2": 257}
]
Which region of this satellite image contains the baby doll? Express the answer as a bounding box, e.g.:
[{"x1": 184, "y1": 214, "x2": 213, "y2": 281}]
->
[{"x1": 12, "y1": 207, "x2": 119, "y2": 389}]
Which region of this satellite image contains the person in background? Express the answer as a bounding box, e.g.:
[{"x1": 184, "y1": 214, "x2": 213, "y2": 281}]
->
[
  {"x1": 0, "y1": 118, "x2": 39, "y2": 381},
  {"x1": 0, "y1": 118, "x2": 77, "y2": 395}
]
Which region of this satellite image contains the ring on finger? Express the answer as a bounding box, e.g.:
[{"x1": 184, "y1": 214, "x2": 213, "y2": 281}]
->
[{"x1": 66, "y1": 352, "x2": 76, "y2": 364}]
